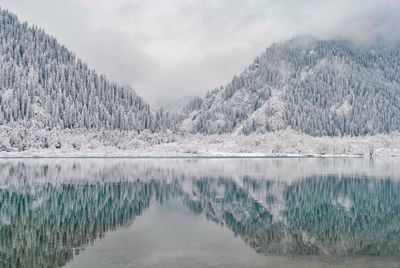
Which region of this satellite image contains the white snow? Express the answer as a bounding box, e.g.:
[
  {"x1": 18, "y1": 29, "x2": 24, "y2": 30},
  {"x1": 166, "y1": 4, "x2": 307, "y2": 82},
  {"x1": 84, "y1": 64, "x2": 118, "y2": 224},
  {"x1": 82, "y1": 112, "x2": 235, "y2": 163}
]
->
[
  {"x1": 336, "y1": 99, "x2": 352, "y2": 115},
  {"x1": 0, "y1": 127, "x2": 399, "y2": 158}
]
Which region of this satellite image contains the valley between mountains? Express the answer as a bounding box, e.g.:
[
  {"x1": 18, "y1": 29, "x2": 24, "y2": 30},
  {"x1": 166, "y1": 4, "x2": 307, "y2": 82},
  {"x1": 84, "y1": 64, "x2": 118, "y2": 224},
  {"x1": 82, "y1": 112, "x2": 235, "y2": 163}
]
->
[{"x1": 0, "y1": 8, "x2": 399, "y2": 157}]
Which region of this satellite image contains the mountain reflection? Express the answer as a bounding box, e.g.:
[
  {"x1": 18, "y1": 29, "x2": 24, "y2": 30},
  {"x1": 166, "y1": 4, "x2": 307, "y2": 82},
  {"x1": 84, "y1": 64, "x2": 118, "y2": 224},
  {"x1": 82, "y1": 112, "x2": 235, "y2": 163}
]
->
[
  {"x1": 185, "y1": 176, "x2": 400, "y2": 256},
  {"x1": 0, "y1": 179, "x2": 182, "y2": 267},
  {"x1": 0, "y1": 160, "x2": 399, "y2": 267}
]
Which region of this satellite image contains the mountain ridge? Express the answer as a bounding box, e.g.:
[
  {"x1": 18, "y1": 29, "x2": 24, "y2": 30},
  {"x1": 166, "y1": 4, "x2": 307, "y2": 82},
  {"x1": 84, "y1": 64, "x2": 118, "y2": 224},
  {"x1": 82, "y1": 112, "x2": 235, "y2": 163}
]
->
[
  {"x1": 181, "y1": 36, "x2": 400, "y2": 136},
  {"x1": 0, "y1": 8, "x2": 181, "y2": 133},
  {"x1": 0, "y1": 7, "x2": 399, "y2": 144}
]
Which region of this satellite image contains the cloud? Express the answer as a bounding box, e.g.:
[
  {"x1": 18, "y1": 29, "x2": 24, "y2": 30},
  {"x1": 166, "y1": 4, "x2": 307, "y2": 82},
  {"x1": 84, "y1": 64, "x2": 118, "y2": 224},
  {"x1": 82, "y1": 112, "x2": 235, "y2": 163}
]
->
[{"x1": 0, "y1": 0, "x2": 398, "y2": 104}]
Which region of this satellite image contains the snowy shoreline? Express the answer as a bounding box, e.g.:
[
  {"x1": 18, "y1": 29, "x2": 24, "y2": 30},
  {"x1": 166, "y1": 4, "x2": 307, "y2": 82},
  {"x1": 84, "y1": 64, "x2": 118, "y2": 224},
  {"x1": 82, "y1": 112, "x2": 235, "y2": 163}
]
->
[
  {"x1": 0, "y1": 154, "x2": 366, "y2": 158},
  {"x1": 0, "y1": 129, "x2": 399, "y2": 158}
]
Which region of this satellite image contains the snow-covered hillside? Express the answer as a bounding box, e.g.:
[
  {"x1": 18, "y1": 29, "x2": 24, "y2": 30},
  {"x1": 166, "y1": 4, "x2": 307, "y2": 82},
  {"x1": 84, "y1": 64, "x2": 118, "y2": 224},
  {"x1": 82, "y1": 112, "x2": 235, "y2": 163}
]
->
[
  {"x1": 181, "y1": 36, "x2": 400, "y2": 136},
  {"x1": 0, "y1": 8, "x2": 179, "y2": 133},
  {"x1": 0, "y1": 8, "x2": 399, "y2": 156}
]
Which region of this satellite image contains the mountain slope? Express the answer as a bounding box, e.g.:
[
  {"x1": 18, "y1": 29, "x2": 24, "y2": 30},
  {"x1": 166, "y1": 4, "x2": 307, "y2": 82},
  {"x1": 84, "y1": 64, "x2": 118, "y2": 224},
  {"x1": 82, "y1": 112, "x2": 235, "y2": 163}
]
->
[
  {"x1": 1, "y1": 7, "x2": 399, "y2": 143},
  {"x1": 182, "y1": 36, "x2": 400, "y2": 136},
  {"x1": 0, "y1": 8, "x2": 168, "y2": 132}
]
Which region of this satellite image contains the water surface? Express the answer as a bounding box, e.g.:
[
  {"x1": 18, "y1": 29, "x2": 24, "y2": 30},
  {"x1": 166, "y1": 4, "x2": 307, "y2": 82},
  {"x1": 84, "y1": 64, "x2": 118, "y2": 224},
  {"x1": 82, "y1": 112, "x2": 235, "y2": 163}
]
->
[{"x1": 1, "y1": 158, "x2": 399, "y2": 267}]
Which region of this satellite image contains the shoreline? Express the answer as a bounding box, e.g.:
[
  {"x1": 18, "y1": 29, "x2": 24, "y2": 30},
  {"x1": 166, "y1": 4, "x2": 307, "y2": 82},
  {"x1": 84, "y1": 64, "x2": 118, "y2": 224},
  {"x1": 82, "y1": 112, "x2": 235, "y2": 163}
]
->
[
  {"x1": 0, "y1": 153, "x2": 375, "y2": 159},
  {"x1": 1, "y1": 129, "x2": 399, "y2": 158}
]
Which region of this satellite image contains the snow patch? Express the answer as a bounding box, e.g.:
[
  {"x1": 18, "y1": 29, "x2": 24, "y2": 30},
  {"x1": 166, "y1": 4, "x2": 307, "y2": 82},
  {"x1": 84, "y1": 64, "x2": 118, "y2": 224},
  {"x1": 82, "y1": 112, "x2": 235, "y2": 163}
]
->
[{"x1": 336, "y1": 99, "x2": 352, "y2": 115}]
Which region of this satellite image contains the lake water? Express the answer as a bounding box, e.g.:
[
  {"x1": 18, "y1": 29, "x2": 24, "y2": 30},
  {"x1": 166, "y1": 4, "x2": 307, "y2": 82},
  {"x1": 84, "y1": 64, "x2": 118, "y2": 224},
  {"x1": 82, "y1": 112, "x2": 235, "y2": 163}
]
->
[{"x1": 1, "y1": 158, "x2": 400, "y2": 267}]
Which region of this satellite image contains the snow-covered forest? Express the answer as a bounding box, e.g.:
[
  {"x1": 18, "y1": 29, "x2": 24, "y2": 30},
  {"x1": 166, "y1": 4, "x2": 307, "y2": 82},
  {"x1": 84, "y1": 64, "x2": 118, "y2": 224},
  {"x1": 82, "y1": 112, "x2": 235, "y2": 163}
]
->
[
  {"x1": 0, "y1": 8, "x2": 399, "y2": 156},
  {"x1": 0, "y1": 9, "x2": 180, "y2": 132},
  {"x1": 181, "y1": 36, "x2": 400, "y2": 136}
]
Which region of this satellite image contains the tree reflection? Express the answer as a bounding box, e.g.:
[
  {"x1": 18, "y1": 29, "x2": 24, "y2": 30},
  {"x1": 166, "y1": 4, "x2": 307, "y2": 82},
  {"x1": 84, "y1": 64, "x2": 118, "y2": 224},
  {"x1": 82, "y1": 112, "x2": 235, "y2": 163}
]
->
[
  {"x1": 0, "y1": 179, "x2": 182, "y2": 267},
  {"x1": 184, "y1": 176, "x2": 400, "y2": 257},
  {"x1": 0, "y1": 161, "x2": 399, "y2": 267}
]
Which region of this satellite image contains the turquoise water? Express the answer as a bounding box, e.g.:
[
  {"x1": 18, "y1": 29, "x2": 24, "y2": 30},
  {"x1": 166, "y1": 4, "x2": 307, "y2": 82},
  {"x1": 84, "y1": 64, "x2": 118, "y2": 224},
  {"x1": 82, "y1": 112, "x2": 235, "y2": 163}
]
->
[{"x1": 1, "y1": 158, "x2": 399, "y2": 267}]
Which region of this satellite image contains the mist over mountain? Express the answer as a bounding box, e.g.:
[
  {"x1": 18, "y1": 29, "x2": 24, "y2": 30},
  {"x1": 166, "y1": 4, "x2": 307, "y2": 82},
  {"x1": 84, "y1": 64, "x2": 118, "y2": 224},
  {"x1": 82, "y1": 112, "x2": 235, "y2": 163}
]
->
[{"x1": 182, "y1": 36, "x2": 400, "y2": 136}]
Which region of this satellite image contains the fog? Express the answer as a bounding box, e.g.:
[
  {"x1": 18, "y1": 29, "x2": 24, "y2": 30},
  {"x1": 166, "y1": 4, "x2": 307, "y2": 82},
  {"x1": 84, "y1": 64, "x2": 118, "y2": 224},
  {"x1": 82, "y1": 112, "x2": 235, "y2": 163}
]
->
[{"x1": 0, "y1": 0, "x2": 398, "y2": 105}]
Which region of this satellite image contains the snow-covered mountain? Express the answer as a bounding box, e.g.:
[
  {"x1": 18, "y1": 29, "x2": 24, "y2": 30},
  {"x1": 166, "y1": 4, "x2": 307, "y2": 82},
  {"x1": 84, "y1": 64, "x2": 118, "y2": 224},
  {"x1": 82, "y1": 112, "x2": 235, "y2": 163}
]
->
[
  {"x1": 156, "y1": 95, "x2": 195, "y2": 114},
  {"x1": 0, "y1": 8, "x2": 182, "y2": 133},
  {"x1": 0, "y1": 7, "x2": 399, "y2": 155},
  {"x1": 181, "y1": 36, "x2": 400, "y2": 136}
]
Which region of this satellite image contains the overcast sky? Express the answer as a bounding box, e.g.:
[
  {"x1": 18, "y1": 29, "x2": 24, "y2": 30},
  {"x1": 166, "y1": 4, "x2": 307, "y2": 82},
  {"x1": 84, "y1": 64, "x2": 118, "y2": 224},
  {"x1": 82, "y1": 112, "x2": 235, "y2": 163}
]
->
[{"x1": 0, "y1": 0, "x2": 399, "y2": 105}]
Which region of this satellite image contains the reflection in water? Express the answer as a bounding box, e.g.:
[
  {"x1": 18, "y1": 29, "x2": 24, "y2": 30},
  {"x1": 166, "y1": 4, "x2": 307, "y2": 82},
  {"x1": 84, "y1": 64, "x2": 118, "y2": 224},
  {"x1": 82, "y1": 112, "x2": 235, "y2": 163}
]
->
[
  {"x1": 0, "y1": 179, "x2": 182, "y2": 267},
  {"x1": 187, "y1": 177, "x2": 400, "y2": 257},
  {"x1": 0, "y1": 159, "x2": 399, "y2": 267}
]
